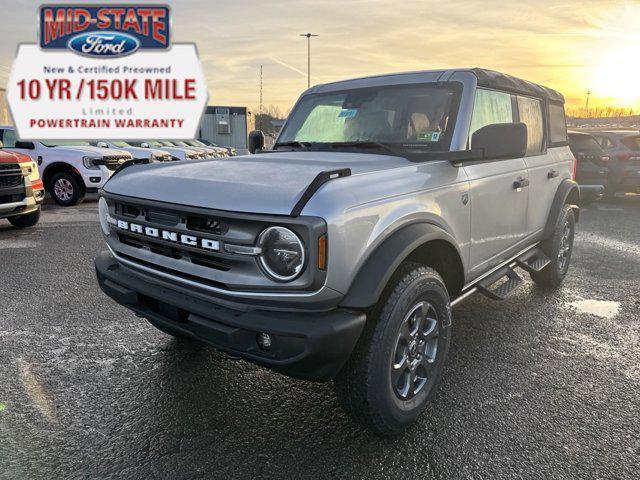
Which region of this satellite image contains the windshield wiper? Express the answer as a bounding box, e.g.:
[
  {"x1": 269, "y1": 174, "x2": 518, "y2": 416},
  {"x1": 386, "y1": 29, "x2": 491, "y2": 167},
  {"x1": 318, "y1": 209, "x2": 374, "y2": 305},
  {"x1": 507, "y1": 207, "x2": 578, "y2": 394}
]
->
[
  {"x1": 273, "y1": 140, "x2": 312, "y2": 150},
  {"x1": 325, "y1": 141, "x2": 403, "y2": 157}
]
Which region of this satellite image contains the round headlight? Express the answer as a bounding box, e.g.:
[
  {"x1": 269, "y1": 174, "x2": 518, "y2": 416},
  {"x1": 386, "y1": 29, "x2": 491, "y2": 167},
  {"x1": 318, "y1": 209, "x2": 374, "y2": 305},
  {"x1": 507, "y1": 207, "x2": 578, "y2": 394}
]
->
[
  {"x1": 258, "y1": 226, "x2": 305, "y2": 281},
  {"x1": 98, "y1": 197, "x2": 110, "y2": 236}
]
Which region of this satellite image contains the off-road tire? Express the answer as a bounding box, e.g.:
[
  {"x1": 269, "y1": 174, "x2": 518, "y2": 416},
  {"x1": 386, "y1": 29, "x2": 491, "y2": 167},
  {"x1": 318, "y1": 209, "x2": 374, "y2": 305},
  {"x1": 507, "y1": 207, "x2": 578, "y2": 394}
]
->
[
  {"x1": 49, "y1": 172, "x2": 85, "y2": 206},
  {"x1": 8, "y1": 208, "x2": 40, "y2": 228},
  {"x1": 334, "y1": 262, "x2": 452, "y2": 436},
  {"x1": 531, "y1": 204, "x2": 575, "y2": 289}
]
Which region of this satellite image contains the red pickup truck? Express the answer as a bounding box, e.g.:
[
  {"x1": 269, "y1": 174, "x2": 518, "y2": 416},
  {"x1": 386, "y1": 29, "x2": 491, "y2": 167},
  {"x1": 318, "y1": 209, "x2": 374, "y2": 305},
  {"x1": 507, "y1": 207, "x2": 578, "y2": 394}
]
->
[{"x1": 0, "y1": 149, "x2": 44, "y2": 228}]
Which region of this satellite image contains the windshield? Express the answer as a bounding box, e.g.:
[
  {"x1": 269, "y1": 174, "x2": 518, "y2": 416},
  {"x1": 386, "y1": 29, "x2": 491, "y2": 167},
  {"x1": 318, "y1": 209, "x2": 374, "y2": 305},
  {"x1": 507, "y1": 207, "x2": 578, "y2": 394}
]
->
[
  {"x1": 172, "y1": 140, "x2": 191, "y2": 147},
  {"x1": 160, "y1": 140, "x2": 177, "y2": 146},
  {"x1": 41, "y1": 140, "x2": 91, "y2": 147},
  {"x1": 277, "y1": 84, "x2": 459, "y2": 151},
  {"x1": 110, "y1": 141, "x2": 131, "y2": 147}
]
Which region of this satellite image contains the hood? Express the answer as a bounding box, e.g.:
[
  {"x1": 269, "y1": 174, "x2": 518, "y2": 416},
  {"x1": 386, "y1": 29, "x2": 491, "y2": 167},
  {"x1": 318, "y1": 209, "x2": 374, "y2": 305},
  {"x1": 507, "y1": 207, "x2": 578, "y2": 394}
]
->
[
  {"x1": 50, "y1": 145, "x2": 132, "y2": 157},
  {"x1": 0, "y1": 150, "x2": 31, "y2": 163},
  {"x1": 121, "y1": 146, "x2": 168, "y2": 158},
  {"x1": 104, "y1": 151, "x2": 409, "y2": 215}
]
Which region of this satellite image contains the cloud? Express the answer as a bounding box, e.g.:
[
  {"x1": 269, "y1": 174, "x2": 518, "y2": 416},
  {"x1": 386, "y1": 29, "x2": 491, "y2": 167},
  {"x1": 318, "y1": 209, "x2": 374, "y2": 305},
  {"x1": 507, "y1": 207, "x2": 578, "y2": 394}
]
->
[{"x1": 0, "y1": 0, "x2": 638, "y2": 110}]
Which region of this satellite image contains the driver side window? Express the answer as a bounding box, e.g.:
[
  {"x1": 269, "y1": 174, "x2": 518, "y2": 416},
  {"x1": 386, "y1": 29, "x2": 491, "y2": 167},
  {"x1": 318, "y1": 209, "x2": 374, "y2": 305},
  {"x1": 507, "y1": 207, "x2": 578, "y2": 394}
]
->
[{"x1": 469, "y1": 89, "x2": 514, "y2": 145}]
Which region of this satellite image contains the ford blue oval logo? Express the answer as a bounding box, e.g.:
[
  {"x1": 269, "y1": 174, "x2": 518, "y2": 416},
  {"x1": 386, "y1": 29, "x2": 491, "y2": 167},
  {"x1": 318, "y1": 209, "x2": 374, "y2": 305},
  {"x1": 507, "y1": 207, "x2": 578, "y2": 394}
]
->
[{"x1": 67, "y1": 31, "x2": 140, "y2": 58}]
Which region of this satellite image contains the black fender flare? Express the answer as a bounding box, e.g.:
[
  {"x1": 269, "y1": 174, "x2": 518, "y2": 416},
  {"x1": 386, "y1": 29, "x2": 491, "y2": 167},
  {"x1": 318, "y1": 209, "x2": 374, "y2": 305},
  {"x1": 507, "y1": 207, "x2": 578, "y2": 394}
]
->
[
  {"x1": 42, "y1": 162, "x2": 84, "y2": 189},
  {"x1": 543, "y1": 179, "x2": 580, "y2": 239},
  {"x1": 340, "y1": 222, "x2": 462, "y2": 309}
]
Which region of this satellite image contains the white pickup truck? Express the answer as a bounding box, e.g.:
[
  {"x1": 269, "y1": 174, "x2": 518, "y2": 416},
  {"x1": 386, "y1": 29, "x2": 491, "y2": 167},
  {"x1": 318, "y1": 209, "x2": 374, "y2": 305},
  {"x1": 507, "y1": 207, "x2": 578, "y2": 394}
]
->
[
  {"x1": 90, "y1": 141, "x2": 173, "y2": 163},
  {"x1": 0, "y1": 126, "x2": 132, "y2": 206},
  {"x1": 126, "y1": 141, "x2": 203, "y2": 161}
]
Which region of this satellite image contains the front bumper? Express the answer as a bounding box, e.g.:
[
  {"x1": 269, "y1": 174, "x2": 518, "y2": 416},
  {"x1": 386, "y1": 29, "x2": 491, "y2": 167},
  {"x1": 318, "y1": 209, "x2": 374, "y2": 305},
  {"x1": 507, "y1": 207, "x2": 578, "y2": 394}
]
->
[
  {"x1": 0, "y1": 183, "x2": 44, "y2": 219},
  {"x1": 95, "y1": 251, "x2": 366, "y2": 381}
]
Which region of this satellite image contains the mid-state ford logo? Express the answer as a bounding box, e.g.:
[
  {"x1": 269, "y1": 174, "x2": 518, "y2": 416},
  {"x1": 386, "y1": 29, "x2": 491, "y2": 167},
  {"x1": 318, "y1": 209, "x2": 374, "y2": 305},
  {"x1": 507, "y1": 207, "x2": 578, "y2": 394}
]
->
[
  {"x1": 68, "y1": 31, "x2": 140, "y2": 57},
  {"x1": 39, "y1": 5, "x2": 170, "y2": 55}
]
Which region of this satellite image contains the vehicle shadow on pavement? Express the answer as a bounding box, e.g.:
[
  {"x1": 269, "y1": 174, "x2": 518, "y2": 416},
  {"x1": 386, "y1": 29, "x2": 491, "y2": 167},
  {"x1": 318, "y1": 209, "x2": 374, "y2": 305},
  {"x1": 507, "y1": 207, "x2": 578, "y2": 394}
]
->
[{"x1": 112, "y1": 288, "x2": 558, "y2": 480}]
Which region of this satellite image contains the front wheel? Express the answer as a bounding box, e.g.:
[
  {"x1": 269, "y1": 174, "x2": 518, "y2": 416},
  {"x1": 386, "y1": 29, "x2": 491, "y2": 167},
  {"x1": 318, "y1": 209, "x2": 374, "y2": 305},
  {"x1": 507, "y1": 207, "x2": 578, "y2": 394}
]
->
[
  {"x1": 531, "y1": 204, "x2": 575, "y2": 289},
  {"x1": 334, "y1": 262, "x2": 451, "y2": 436},
  {"x1": 8, "y1": 208, "x2": 40, "y2": 228},
  {"x1": 49, "y1": 172, "x2": 85, "y2": 206}
]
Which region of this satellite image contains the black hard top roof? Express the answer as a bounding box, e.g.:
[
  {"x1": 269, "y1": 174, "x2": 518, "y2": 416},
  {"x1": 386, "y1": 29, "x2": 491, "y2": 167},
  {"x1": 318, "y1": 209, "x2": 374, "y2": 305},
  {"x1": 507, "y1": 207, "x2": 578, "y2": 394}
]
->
[{"x1": 471, "y1": 68, "x2": 564, "y2": 104}]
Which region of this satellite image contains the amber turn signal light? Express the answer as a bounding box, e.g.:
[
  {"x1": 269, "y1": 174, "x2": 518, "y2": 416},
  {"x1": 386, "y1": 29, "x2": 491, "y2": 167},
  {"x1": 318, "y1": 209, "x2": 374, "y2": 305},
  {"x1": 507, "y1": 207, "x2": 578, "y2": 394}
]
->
[{"x1": 317, "y1": 235, "x2": 327, "y2": 270}]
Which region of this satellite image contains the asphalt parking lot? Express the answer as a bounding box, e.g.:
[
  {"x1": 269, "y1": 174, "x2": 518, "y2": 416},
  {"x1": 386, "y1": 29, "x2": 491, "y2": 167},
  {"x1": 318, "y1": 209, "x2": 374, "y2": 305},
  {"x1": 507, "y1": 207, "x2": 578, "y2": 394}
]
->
[{"x1": 1, "y1": 196, "x2": 639, "y2": 479}]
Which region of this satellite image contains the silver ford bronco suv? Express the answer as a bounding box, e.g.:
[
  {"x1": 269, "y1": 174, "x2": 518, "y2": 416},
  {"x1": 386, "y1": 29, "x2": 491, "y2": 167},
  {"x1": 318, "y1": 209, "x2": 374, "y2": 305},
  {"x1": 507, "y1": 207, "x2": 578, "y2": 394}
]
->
[{"x1": 95, "y1": 68, "x2": 579, "y2": 435}]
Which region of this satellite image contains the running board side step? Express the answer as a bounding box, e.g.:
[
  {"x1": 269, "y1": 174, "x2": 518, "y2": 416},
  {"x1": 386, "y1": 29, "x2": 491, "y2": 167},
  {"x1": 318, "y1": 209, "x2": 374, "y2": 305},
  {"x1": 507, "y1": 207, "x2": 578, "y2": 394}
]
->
[
  {"x1": 515, "y1": 247, "x2": 551, "y2": 273},
  {"x1": 452, "y1": 245, "x2": 551, "y2": 305},
  {"x1": 476, "y1": 267, "x2": 523, "y2": 301}
]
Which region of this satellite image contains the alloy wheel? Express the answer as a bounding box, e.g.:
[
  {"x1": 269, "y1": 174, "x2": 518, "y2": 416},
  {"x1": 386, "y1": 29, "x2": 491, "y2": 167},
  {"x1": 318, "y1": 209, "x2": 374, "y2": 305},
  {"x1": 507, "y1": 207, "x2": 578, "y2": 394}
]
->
[
  {"x1": 391, "y1": 301, "x2": 440, "y2": 400},
  {"x1": 54, "y1": 178, "x2": 74, "y2": 202},
  {"x1": 558, "y1": 219, "x2": 573, "y2": 272}
]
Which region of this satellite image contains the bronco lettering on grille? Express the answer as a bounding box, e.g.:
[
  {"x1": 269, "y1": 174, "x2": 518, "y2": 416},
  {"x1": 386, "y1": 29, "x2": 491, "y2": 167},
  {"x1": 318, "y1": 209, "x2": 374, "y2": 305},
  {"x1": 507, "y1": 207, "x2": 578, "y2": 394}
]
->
[{"x1": 116, "y1": 220, "x2": 220, "y2": 251}]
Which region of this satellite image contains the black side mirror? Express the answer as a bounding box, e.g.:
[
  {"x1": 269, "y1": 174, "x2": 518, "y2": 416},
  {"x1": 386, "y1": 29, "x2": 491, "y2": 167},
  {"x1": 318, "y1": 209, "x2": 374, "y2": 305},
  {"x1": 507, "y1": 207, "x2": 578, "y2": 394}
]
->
[
  {"x1": 248, "y1": 130, "x2": 265, "y2": 154},
  {"x1": 471, "y1": 122, "x2": 527, "y2": 160},
  {"x1": 15, "y1": 141, "x2": 35, "y2": 150}
]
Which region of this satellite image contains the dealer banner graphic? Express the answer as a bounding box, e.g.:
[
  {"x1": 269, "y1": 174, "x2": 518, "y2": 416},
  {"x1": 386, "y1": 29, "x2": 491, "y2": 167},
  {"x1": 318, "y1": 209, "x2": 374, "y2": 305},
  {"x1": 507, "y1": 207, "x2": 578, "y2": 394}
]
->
[{"x1": 7, "y1": 4, "x2": 208, "y2": 139}]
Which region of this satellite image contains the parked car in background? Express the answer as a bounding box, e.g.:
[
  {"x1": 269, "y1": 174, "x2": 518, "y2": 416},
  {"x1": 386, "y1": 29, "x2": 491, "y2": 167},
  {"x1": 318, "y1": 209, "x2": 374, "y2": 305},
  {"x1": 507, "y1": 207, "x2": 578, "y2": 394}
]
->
[
  {"x1": 198, "y1": 138, "x2": 238, "y2": 156},
  {"x1": 181, "y1": 139, "x2": 228, "y2": 157},
  {"x1": 155, "y1": 140, "x2": 212, "y2": 159},
  {"x1": 0, "y1": 147, "x2": 44, "y2": 227},
  {"x1": 95, "y1": 68, "x2": 579, "y2": 436},
  {"x1": 0, "y1": 126, "x2": 132, "y2": 206},
  {"x1": 90, "y1": 141, "x2": 173, "y2": 163},
  {"x1": 589, "y1": 130, "x2": 640, "y2": 196},
  {"x1": 126, "y1": 141, "x2": 203, "y2": 161},
  {"x1": 168, "y1": 140, "x2": 219, "y2": 158},
  {"x1": 567, "y1": 131, "x2": 609, "y2": 202}
]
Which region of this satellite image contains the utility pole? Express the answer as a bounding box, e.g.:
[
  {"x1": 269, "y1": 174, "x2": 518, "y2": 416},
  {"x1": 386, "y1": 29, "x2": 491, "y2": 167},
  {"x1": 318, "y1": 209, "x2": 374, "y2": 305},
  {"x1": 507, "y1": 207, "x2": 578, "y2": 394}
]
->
[
  {"x1": 585, "y1": 89, "x2": 591, "y2": 116},
  {"x1": 259, "y1": 64, "x2": 263, "y2": 130},
  {"x1": 299, "y1": 33, "x2": 318, "y2": 88}
]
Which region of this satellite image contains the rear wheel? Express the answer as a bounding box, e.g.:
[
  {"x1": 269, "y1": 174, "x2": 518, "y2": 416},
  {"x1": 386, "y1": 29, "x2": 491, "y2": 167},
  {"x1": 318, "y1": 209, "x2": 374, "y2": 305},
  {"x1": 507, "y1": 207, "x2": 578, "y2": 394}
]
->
[
  {"x1": 531, "y1": 204, "x2": 575, "y2": 289},
  {"x1": 335, "y1": 262, "x2": 451, "y2": 436},
  {"x1": 49, "y1": 172, "x2": 85, "y2": 206},
  {"x1": 8, "y1": 208, "x2": 40, "y2": 228}
]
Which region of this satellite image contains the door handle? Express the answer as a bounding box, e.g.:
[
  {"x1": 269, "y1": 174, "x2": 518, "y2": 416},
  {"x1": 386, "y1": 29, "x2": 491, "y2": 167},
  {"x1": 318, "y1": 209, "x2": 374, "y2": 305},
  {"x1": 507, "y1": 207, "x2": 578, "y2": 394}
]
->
[
  {"x1": 513, "y1": 177, "x2": 529, "y2": 189},
  {"x1": 547, "y1": 169, "x2": 559, "y2": 179}
]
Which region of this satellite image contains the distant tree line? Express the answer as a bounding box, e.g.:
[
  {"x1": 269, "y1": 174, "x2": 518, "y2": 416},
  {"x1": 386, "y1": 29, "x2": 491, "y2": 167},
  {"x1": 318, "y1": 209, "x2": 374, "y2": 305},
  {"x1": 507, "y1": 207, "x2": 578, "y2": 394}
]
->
[
  {"x1": 254, "y1": 104, "x2": 289, "y2": 136},
  {"x1": 566, "y1": 106, "x2": 637, "y2": 118}
]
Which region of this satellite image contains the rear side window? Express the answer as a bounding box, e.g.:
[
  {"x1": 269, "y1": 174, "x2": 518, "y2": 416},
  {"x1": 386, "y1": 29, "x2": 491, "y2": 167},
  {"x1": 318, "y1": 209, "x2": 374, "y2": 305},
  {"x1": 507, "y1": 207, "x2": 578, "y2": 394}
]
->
[
  {"x1": 469, "y1": 89, "x2": 513, "y2": 142},
  {"x1": 548, "y1": 103, "x2": 567, "y2": 144},
  {"x1": 517, "y1": 96, "x2": 544, "y2": 155},
  {"x1": 621, "y1": 136, "x2": 640, "y2": 151}
]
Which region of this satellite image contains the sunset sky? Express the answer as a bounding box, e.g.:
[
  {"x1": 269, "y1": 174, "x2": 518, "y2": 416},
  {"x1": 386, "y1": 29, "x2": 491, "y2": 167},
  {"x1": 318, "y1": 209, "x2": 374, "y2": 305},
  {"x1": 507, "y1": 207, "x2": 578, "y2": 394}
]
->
[{"x1": 1, "y1": 0, "x2": 639, "y2": 114}]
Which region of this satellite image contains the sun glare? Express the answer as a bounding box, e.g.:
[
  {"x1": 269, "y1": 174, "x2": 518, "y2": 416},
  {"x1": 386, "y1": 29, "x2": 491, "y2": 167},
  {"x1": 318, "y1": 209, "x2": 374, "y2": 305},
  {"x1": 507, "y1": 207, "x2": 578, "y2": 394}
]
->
[{"x1": 593, "y1": 45, "x2": 640, "y2": 107}]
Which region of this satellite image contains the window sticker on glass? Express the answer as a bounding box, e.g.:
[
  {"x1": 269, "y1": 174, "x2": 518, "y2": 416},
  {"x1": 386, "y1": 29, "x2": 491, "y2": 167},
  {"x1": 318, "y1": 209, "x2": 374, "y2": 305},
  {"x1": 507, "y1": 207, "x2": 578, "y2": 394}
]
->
[
  {"x1": 338, "y1": 108, "x2": 358, "y2": 118},
  {"x1": 417, "y1": 131, "x2": 441, "y2": 142}
]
